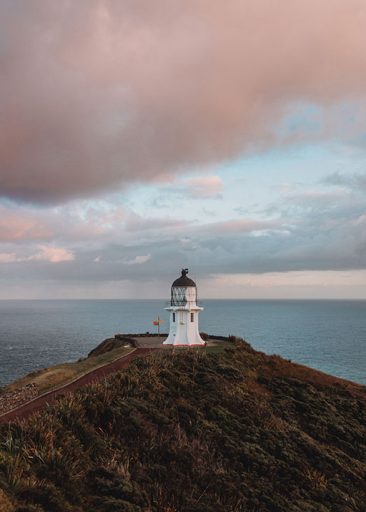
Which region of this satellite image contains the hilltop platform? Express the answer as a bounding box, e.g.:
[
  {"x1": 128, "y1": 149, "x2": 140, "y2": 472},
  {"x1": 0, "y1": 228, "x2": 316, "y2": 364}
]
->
[{"x1": 117, "y1": 333, "x2": 225, "y2": 349}]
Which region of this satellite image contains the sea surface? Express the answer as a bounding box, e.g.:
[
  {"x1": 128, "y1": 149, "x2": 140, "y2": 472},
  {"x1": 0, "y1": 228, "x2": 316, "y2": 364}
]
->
[{"x1": 0, "y1": 299, "x2": 365, "y2": 387}]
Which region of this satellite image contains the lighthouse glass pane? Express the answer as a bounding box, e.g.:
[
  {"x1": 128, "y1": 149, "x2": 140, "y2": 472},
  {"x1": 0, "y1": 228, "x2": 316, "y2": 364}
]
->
[
  {"x1": 171, "y1": 287, "x2": 186, "y2": 306},
  {"x1": 171, "y1": 286, "x2": 197, "y2": 306},
  {"x1": 185, "y1": 287, "x2": 197, "y2": 303}
]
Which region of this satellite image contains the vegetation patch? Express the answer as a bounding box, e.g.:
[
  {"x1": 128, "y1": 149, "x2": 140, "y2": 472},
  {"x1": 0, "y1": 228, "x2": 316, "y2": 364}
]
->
[
  {"x1": 0, "y1": 340, "x2": 365, "y2": 511},
  {"x1": 88, "y1": 336, "x2": 136, "y2": 358},
  {"x1": 3, "y1": 348, "x2": 135, "y2": 396}
]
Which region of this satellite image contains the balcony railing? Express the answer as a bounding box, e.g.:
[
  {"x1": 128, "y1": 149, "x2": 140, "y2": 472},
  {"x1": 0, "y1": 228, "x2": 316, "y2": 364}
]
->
[{"x1": 164, "y1": 300, "x2": 203, "y2": 307}]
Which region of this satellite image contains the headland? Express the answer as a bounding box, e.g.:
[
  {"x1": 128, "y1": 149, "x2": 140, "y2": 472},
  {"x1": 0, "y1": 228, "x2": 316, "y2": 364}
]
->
[{"x1": 0, "y1": 334, "x2": 365, "y2": 511}]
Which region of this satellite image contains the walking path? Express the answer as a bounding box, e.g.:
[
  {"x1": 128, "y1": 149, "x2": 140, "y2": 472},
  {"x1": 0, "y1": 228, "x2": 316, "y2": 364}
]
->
[{"x1": 0, "y1": 347, "x2": 156, "y2": 424}]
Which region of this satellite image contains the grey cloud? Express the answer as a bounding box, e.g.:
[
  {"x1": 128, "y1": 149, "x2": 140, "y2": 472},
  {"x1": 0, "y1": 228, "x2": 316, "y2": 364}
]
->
[
  {"x1": 322, "y1": 172, "x2": 366, "y2": 191},
  {"x1": 2, "y1": 1, "x2": 366, "y2": 202},
  {"x1": 2, "y1": 201, "x2": 366, "y2": 285},
  {"x1": 2, "y1": 169, "x2": 366, "y2": 289}
]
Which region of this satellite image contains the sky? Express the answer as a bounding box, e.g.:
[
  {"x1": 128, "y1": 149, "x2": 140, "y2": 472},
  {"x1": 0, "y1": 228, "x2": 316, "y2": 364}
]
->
[{"x1": 1, "y1": 0, "x2": 366, "y2": 299}]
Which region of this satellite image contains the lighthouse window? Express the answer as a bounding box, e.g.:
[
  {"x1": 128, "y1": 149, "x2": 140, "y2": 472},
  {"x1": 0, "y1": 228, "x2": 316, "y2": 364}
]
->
[
  {"x1": 172, "y1": 313, "x2": 176, "y2": 323},
  {"x1": 191, "y1": 313, "x2": 194, "y2": 322}
]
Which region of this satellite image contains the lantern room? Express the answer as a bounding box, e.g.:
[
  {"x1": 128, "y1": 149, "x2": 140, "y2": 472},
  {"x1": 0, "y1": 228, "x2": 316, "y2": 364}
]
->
[{"x1": 163, "y1": 269, "x2": 205, "y2": 346}]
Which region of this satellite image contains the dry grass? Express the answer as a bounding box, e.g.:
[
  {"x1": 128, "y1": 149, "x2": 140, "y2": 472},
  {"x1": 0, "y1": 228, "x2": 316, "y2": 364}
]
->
[
  {"x1": 260, "y1": 354, "x2": 366, "y2": 398},
  {"x1": 0, "y1": 490, "x2": 13, "y2": 512},
  {"x1": 305, "y1": 469, "x2": 328, "y2": 490},
  {"x1": 0, "y1": 342, "x2": 365, "y2": 511},
  {"x1": 4, "y1": 347, "x2": 134, "y2": 394}
]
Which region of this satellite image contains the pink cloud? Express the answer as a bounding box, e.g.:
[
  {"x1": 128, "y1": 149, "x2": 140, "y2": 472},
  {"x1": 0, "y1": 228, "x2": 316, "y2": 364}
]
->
[
  {"x1": 0, "y1": 204, "x2": 110, "y2": 244},
  {"x1": 1, "y1": 1, "x2": 366, "y2": 202},
  {"x1": 29, "y1": 245, "x2": 75, "y2": 263},
  {"x1": 0, "y1": 207, "x2": 53, "y2": 242},
  {"x1": 0, "y1": 246, "x2": 74, "y2": 264},
  {"x1": 183, "y1": 175, "x2": 223, "y2": 198},
  {"x1": 0, "y1": 253, "x2": 18, "y2": 263}
]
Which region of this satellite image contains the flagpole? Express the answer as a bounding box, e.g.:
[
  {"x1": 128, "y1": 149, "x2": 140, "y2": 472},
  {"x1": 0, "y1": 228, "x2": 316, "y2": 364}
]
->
[{"x1": 153, "y1": 315, "x2": 164, "y2": 335}]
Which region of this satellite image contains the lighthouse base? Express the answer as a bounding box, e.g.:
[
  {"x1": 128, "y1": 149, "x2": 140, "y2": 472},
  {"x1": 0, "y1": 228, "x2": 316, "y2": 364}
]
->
[
  {"x1": 163, "y1": 306, "x2": 205, "y2": 346},
  {"x1": 164, "y1": 343, "x2": 206, "y2": 347},
  {"x1": 163, "y1": 338, "x2": 206, "y2": 347}
]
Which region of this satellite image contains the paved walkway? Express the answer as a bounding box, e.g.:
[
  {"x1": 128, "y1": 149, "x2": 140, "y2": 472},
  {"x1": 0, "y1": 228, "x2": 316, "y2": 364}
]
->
[
  {"x1": 0, "y1": 348, "x2": 156, "y2": 424},
  {"x1": 132, "y1": 335, "x2": 217, "y2": 348}
]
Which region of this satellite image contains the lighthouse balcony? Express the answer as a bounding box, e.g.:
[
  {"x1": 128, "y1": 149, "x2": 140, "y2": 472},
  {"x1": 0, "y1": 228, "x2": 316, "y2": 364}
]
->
[
  {"x1": 165, "y1": 300, "x2": 203, "y2": 308},
  {"x1": 164, "y1": 304, "x2": 204, "y2": 314}
]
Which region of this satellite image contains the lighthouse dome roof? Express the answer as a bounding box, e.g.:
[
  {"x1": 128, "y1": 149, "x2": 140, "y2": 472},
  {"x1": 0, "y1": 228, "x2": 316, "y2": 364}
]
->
[{"x1": 172, "y1": 269, "x2": 196, "y2": 287}]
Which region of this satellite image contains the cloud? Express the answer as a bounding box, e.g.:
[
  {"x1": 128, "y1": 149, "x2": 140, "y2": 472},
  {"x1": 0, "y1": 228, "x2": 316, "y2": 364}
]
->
[
  {"x1": 0, "y1": 253, "x2": 17, "y2": 263},
  {"x1": 2, "y1": 1, "x2": 366, "y2": 202},
  {"x1": 0, "y1": 202, "x2": 114, "y2": 244},
  {"x1": 1, "y1": 163, "x2": 366, "y2": 296},
  {"x1": 0, "y1": 198, "x2": 366, "y2": 298},
  {"x1": 323, "y1": 172, "x2": 366, "y2": 191},
  {"x1": 29, "y1": 245, "x2": 75, "y2": 263},
  {"x1": 0, "y1": 207, "x2": 53, "y2": 242},
  {"x1": 167, "y1": 175, "x2": 224, "y2": 199},
  {"x1": 202, "y1": 270, "x2": 366, "y2": 299},
  {"x1": 0, "y1": 245, "x2": 74, "y2": 264},
  {"x1": 124, "y1": 254, "x2": 151, "y2": 265},
  {"x1": 200, "y1": 218, "x2": 280, "y2": 235}
]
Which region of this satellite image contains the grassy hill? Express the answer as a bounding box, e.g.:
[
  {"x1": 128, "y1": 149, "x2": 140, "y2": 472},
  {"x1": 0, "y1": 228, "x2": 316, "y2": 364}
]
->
[
  {"x1": 3, "y1": 346, "x2": 135, "y2": 396},
  {"x1": 0, "y1": 338, "x2": 365, "y2": 512}
]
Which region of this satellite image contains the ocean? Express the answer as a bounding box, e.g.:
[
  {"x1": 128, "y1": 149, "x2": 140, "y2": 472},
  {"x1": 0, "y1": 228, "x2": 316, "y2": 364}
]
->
[{"x1": 0, "y1": 299, "x2": 365, "y2": 387}]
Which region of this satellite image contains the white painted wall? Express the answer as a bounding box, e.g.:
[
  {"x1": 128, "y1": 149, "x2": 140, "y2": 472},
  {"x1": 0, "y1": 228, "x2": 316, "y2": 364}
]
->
[{"x1": 164, "y1": 286, "x2": 205, "y2": 346}]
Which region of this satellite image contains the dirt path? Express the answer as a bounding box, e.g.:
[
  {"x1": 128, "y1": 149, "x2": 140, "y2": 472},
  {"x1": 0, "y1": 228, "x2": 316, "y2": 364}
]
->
[{"x1": 0, "y1": 348, "x2": 156, "y2": 424}]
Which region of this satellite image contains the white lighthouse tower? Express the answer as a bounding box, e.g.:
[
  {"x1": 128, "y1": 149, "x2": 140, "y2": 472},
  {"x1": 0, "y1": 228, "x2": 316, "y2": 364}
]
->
[{"x1": 163, "y1": 269, "x2": 205, "y2": 346}]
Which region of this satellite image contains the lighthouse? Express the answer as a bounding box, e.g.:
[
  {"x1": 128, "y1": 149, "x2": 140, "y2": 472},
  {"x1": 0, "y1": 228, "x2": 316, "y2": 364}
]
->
[{"x1": 163, "y1": 269, "x2": 205, "y2": 346}]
